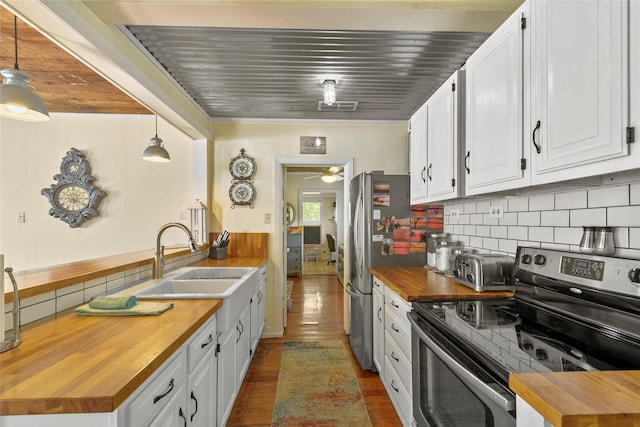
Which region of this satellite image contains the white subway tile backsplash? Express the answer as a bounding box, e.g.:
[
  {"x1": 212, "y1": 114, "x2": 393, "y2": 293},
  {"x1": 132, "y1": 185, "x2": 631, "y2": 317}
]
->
[
  {"x1": 84, "y1": 283, "x2": 107, "y2": 302},
  {"x1": 588, "y1": 185, "x2": 629, "y2": 208},
  {"x1": 630, "y1": 184, "x2": 640, "y2": 205},
  {"x1": 508, "y1": 226, "x2": 528, "y2": 240},
  {"x1": 57, "y1": 290, "x2": 84, "y2": 312},
  {"x1": 106, "y1": 277, "x2": 125, "y2": 292},
  {"x1": 491, "y1": 226, "x2": 508, "y2": 239},
  {"x1": 541, "y1": 210, "x2": 569, "y2": 227},
  {"x1": 555, "y1": 190, "x2": 587, "y2": 210},
  {"x1": 482, "y1": 214, "x2": 499, "y2": 225},
  {"x1": 508, "y1": 197, "x2": 529, "y2": 212},
  {"x1": 85, "y1": 276, "x2": 106, "y2": 288},
  {"x1": 554, "y1": 227, "x2": 582, "y2": 245},
  {"x1": 483, "y1": 238, "x2": 500, "y2": 251},
  {"x1": 470, "y1": 236, "x2": 483, "y2": 248},
  {"x1": 463, "y1": 202, "x2": 477, "y2": 214},
  {"x1": 477, "y1": 225, "x2": 491, "y2": 237},
  {"x1": 499, "y1": 239, "x2": 518, "y2": 254},
  {"x1": 21, "y1": 300, "x2": 56, "y2": 326},
  {"x1": 529, "y1": 227, "x2": 554, "y2": 242},
  {"x1": 454, "y1": 225, "x2": 465, "y2": 235},
  {"x1": 614, "y1": 228, "x2": 629, "y2": 248},
  {"x1": 615, "y1": 248, "x2": 640, "y2": 259},
  {"x1": 629, "y1": 228, "x2": 640, "y2": 248},
  {"x1": 529, "y1": 194, "x2": 555, "y2": 211},
  {"x1": 476, "y1": 200, "x2": 491, "y2": 213},
  {"x1": 500, "y1": 212, "x2": 518, "y2": 226},
  {"x1": 518, "y1": 212, "x2": 541, "y2": 226},
  {"x1": 107, "y1": 271, "x2": 125, "y2": 282},
  {"x1": 464, "y1": 225, "x2": 477, "y2": 235},
  {"x1": 608, "y1": 206, "x2": 640, "y2": 227},
  {"x1": 458, "y1": 214, "x2": 470, "y2": 225},
  {"x1": 56, "y1": 282, "x2": 83, "y2": 297},
  {"x1": 470, "y1": 214, "x2": 483, "y2": 224},
  {"x1": 570, "y1": 208, "x2": 607, "y2": 227}
]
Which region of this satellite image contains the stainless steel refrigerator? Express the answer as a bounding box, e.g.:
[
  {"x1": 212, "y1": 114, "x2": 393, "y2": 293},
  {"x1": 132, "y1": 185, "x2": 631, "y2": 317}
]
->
[{"x1": 347, "y1": 171, "x2": 431, "y2": 371}]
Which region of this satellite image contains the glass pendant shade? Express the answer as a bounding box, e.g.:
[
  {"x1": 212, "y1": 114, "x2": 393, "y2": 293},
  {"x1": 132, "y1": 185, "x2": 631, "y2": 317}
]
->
[
  {"x1": 142, "y1": 136, "x2": 170, "y2": 162},
  {"x1": 321, "y1": 172, "x2": 337, "y2": 183},
  {"x1": 323, "y1": 80, "x2": 336, "y2": 105}
]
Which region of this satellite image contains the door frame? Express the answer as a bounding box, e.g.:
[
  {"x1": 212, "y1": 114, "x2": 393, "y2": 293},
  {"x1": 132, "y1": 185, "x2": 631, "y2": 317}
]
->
[{"x1": 274, "y1": 156, "x2": 353, "y2": 330}]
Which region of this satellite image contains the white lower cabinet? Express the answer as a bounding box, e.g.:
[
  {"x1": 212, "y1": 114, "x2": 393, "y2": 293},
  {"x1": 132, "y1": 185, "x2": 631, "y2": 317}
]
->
[
  {"x1": 217, "y1": 326, "x2": 238, "y2": 427},
  {"x1": 236, "y1": 304, "x2": 252, "y2": 384},
  {"x1": 148, "y1": 382, "x2": 187, "y2": 427},
  {"x1": 250, "y1": 266, "x2": 266, "y2": 355},
  {"x1": 377, "y1": 282, "x2": 414, "y2": 427}
]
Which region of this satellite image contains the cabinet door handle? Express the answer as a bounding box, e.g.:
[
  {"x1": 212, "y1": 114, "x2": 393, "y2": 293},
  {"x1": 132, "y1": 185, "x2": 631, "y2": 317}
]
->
[
  {"x1": 153, "y1": 378, "x2": 174, "y2": 404},
  {"x1": 239, "y1": 320, "x2": 244, "y2": 334},
  {"x1": 532, "y1": 120, "x2": 542, "y2": 153},
  {"x1": 179, "y1": 407, "x2": 187, "y2": 427},
  {"x1": 421, "y1": 166, "x2": 427, "y2": 183},
  {"x1": 391, "y1": 351, "x2": 399, "y2": 362},
  {"x1": 391, "y1": 324, "x2": 400, "y2": 333},
  {"x1": 190, "y1": 391, "x2": 198, "y2": 422},
  {"x1": 377, "y1": 306, "x2": 382, "y2": 322},
  {"x1": 391, "y1": 380, "x2": 400, "y2": 393},
  {"x1": 391, "y1": 301, "x2": 399, "y2": 308},
  {"x1": 426, "y1": 163, "x2": 433, "y2": 181},
  {"x1": 236, "y1": 325, "x2": 241, "y2": 342},
  {"x1": 465, "y1": 151, "x2": 471, "y2": 174},
  {"x1": 201, "y1": 334, "x2": 213, "y2": 349}
]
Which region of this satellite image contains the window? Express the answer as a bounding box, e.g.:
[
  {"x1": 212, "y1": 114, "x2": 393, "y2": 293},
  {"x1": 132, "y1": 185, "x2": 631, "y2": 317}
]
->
[{"x1": 302, "y1": 199, "x2": 323, "y2": 225}]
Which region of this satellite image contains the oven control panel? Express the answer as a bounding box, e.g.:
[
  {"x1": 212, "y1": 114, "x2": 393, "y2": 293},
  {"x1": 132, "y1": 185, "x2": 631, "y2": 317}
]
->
[
  {"x1": 516, "y1": 246, "x2": 640, "y2": 296},
  {"x1": 560, "y1": 257, "x2": 605, "y2": 281}
]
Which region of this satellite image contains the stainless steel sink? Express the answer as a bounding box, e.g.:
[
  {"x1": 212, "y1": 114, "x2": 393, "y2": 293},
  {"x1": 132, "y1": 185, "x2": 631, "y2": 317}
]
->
[{"x1": 133, "y1": 266, "x2": 259, "y2": 332}]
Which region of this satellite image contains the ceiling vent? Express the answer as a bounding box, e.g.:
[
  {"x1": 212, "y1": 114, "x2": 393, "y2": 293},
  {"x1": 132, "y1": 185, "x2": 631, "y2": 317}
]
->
[{"x1": 317, "y1": 101, "x2": 359, "y2": 112}]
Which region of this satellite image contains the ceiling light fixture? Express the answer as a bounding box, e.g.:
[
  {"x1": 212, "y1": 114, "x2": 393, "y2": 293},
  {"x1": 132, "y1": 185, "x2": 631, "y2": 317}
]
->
[
  {"x1": 0, "y1": 16, "x2": 50, "y2": 122},
  {"x1": 323, "y1": 80, "x2": 336, "y2": 105},
  {"x1": 321, "y1": 172, "x2": 338, "y2": 183},
  {"x1": 142, "y1": 115, "x2": 170, "y2": 162}
]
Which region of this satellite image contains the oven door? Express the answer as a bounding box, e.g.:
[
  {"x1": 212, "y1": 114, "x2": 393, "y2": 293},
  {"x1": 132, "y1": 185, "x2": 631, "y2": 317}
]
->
[{"x1": 408, "y1": 312, "x2": 516, "y2": 427}]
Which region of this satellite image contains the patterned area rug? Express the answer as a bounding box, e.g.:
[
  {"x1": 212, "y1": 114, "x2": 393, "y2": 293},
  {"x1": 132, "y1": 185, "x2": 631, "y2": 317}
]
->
[{"x1": 271, "y1": 341, "x2": 372, "y2": 426}]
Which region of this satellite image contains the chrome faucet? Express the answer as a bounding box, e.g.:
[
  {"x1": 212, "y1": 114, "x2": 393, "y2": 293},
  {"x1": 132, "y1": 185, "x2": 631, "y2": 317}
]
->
[
  {"x1": 1, "y1": 267, "x2": 22, "y2": 353},
  {"x1": 154, "y1": 222, "x2": 199, "y2": 279}
]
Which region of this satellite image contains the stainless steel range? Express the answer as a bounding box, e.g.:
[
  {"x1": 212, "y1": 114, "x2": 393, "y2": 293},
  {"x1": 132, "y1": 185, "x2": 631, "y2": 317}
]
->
[{"x1": 408, "y1": 246, "x2": 640, "y2": 427}]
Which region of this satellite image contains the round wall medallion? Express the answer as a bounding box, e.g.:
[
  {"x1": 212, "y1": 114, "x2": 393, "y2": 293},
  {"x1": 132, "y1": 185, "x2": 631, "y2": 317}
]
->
[
  {"x1": 41, "y1": 148, "x2": 106, "y2": 228},
  {"x1": 229, "y1": 181, "x2": 256, "y2": 208},
  {"x1": 229, "y1": 148, "x2": 256, "y2": 179}
]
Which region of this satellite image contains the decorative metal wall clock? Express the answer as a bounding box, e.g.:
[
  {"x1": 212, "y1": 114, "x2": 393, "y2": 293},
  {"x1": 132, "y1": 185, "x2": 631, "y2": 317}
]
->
[
  {"x1": 41, "y1": 148, "x2": 106, "y2": 228},
  {"x1": 229, "y1": 148, "x2": 256, "y2": 208}
]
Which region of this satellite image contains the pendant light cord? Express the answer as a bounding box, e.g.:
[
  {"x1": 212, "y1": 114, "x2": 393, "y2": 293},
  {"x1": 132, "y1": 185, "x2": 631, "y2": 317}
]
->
[
  {"x1": 13, "y1": 16, "x2": 19, "y2": 70},
  {"x1": 155, "y1": 115, "x2": 158, "y2": 138}
]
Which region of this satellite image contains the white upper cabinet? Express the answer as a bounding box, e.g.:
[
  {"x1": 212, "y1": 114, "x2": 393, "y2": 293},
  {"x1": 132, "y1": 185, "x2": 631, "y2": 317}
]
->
[
  {"x1": 426, "y1": 71, "x2": 463, "y2": 202},
  {"x1": 530, "y1": 0, "x2": 630, "y2": 183},
  {"x1": 410, "y1": 103, "x2": 428, "y2": 204},
  {"x1": 464, "y1": 2, "x2": 529, "y2": 195}
]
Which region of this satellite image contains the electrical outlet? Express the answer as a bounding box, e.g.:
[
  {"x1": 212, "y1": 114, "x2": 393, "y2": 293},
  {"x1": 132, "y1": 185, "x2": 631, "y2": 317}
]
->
[
  {"x1": 489, "y1": 205, "x2": 504, "y2": 218},
  {"x1": 264, "y1": 213, "x2": 271, "y2": 224},
  {"x1": 450, "y1": 209, "x2": 460, "y2": 219},
  {"x1": 18, "y1": 211, "x2": 26, "y2": 223}
]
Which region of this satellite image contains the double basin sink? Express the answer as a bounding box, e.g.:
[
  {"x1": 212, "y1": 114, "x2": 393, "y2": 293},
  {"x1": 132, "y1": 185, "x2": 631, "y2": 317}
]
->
[{"x1": 133, "y1": 266, "x2": 258, "y2": 332}]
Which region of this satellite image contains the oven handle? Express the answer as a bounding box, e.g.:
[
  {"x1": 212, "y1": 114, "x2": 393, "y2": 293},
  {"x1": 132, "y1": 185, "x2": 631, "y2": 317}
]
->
[{"x1": 408, "y1": 312, "x2": 515, "y2": 412}]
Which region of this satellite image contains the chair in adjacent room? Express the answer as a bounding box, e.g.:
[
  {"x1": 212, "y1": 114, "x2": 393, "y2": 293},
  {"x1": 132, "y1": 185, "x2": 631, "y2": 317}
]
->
[{"x1": 326, "y1": 234, "x2": 337, "y2": 265}]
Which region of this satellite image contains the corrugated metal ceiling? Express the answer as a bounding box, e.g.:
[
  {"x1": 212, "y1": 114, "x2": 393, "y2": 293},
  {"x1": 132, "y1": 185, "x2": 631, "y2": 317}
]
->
[{"x1": 123, "y1": 26, "x2": 490, "y2": 121}]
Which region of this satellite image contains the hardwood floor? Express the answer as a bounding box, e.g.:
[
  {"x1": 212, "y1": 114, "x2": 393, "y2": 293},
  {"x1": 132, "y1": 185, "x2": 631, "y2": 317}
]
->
[{"x1": 227, "y1": 274, "x2": 402, "y2": 426}]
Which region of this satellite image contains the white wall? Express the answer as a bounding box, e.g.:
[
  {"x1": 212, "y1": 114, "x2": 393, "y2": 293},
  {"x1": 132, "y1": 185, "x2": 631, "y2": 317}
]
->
[
  {"x1": 0, "y1": 113, "x2": 196, "y2": 271},
  {"x1": 211, "y1": 120, "x2": 408, "y2": 336}
]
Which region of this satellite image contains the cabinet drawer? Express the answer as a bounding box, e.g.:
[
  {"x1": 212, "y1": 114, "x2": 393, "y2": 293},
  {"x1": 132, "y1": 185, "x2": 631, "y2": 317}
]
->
[
  {"x1": 126, "y1": 349, "x2": 187, "y2": 427},
  {"x1": 188, "y1": 316, "x2": 216, "y2": 371},
  {"x1": 384, "y1": 329, "x2": 412, "y2": 393},
  {"x1": 384, "y1": 355, "x2": 413, "y2": 427},
  {"x1": 384, "y1": 306, "x2": 411, "y2": 362},
  {"x1": 372, "y1": 277, "x2": 385, "y2": 293},
  {"x1": 385, "y1": 287, "x2": 411, "y2": 318}
]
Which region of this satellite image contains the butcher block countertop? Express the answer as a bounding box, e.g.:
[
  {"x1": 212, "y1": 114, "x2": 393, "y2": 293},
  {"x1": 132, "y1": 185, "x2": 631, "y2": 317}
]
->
[
  {"x1": 369, "y1": 266, "x2": 514, "y2": 301},
  {"x1": 510, "y1": 371, "x2": 640, "y2": 427},
  {"x1": 0, "y1": 298, "x2": 222, "y2": 415}
]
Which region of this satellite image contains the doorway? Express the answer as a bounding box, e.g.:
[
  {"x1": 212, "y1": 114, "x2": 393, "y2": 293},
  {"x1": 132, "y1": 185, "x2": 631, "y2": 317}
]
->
[{"x1": 275, "y1": 156, "x2": 352, "y2": 330}]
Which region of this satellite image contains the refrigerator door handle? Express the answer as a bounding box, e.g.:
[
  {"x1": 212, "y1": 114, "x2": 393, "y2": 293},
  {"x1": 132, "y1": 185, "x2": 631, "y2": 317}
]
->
[{"x1": 345, "y1": 282, "x2": 360, "y2": 298}]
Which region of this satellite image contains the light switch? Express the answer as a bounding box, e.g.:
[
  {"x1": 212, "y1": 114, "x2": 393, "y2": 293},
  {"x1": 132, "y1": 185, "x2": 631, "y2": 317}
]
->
[
  {"x1": 264, "y1": 213, "x2": 271, "y2": 224},
  {"x1": 18, "y1": 212, "x2": 26, "y2": 223}
]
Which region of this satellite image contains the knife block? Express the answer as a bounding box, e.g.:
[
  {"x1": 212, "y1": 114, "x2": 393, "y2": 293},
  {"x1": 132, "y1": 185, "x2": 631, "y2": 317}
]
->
[{"x1": 208, "y1": 246, "x2": 227, "y2": 260}]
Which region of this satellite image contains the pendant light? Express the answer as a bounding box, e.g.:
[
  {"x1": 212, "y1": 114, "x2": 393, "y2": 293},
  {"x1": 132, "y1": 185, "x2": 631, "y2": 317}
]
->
[
  {"x1": 142, "y1": 115, "x2": 171, "y2": 162},
  {"x1": 0, "y1": 16, "x2": 50, "y2": 122}
]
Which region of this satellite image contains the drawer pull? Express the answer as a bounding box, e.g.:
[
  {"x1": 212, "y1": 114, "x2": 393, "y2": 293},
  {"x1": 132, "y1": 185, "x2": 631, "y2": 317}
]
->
[
  {"x1": 391, "y1": 351, "x2": 399, "y2": 362},
  {"x1": 190, "y1": 391, "x2": 198, "y2": 422},
  {"x1": 377, "y1": 306, "x2": 382, "y2": 322},
  {"x1": 391, "y1": 380, "x2": 399, "y2": 393},
  {"x1": 179, "y1": 407, "x2": 187, "y2": 427},
  {"x1": 391, "y1": 323, "x2": 400, "y2": 333},
  {"x1": 201, "y1": 334, "x2": 213, "y2": 349},
  {"x1": 153, "y1": 378, "x2": 175, "y2": 404},
  {"x1": 391, "y1": 301, "x2": 399, "y2": 308}
]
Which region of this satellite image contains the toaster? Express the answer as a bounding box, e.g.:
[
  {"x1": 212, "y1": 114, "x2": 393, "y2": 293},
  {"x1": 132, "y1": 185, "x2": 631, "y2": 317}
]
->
[{"x1": 452, "y1": 253, "x2": 516, "y2": 292}]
